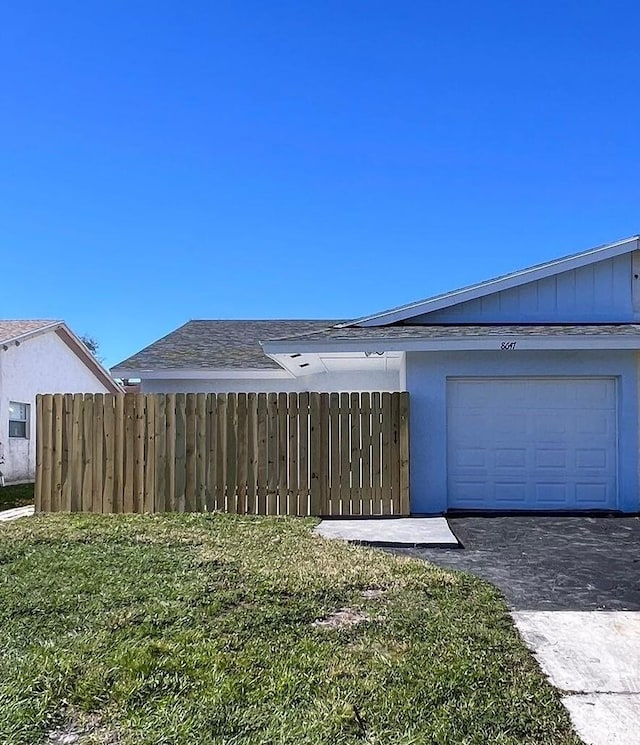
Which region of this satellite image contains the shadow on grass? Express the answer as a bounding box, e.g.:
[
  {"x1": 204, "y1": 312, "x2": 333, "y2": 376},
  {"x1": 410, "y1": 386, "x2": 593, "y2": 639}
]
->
[{"x1": 0, "y1": 482, "x2": 34, "y2": 511}]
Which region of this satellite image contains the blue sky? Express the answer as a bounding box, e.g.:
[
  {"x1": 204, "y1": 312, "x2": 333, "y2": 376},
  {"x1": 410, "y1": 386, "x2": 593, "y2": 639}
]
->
[{"x1": 2, "y1": 1, "x2": 639, "y2": 368}]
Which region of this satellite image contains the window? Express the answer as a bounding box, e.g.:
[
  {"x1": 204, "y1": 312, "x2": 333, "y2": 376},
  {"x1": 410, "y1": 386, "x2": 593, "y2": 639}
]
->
[{"x1": 9, "y1": 402, "x2": 29, "y2": 438}]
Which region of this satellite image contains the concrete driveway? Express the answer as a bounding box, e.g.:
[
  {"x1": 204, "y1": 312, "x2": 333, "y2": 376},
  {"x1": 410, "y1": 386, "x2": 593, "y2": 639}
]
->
[{"x1": 390, "y1": 516, "x2": 640, "y2": 745}]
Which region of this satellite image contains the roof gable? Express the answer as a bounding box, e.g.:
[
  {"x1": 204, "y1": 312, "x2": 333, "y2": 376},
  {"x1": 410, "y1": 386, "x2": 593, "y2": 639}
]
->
[
  {"x1": 0, "y1": 319, "x2": 120, "y2": 393},
  {"x1": 346, "y1": 235, "x2": 640, "y2": 327}
]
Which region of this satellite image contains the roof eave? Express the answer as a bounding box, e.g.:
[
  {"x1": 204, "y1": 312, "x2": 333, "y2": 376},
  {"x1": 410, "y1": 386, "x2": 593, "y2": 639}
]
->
[
  {"x1": 263, "y1": 333, "x2": 640, "y2": 355},
  {"x1": 110, "y1": 367, "x2": 294, "y2": 380}
]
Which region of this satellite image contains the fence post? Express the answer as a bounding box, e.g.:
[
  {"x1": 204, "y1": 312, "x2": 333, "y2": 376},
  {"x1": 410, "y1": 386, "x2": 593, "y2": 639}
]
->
[
  {"x1": 34, "y1": 395, "x2": 43, "y2": 511},
  {"x1": 399, "y1": 392, "x2": 410, "y2": 516}
]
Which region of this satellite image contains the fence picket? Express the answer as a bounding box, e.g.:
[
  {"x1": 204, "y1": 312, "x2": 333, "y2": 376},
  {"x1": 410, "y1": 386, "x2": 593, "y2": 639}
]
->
[
  {"x1": 134, "y1": 394, "x2": 146, "y2": 513},
  {"x1": 237, "y1": 393, "x2": 248, "y2": 514},
  {"x1": 298, "y1": 392, "x2": 310, "y2": 516},
  {"x1": 62, "y1": 394, "x2": 73, "y2": 512},
  {"x1": 196, "y1": 393, "x2": 207, "y2": 512},
  {"x1": 381, "y1": 392, "x2": 392, "y2": 515},
  {"x1": 288, "y1": 393, "x2": 298, "y2": 515},
  {"x1": 257, "y1": 394, "x2": 268, "y2": 514},
  {"x1": 103, "y1": 395, "x2": 115, "y2": 513},
  {"x1": 390, "y1": 391, "x2": 400, "y2": 515},
  {"x1": 185, "y1": 394, "x2": 197, "y2": 512},
  {"x1": 371, "y1": 392, "x2": 382, "y2": 515},
  {"x1": 339, "y1": 393, "x2": 351, "y2": 516},
  {"x1": 247, "y1": 393, "x2": 257, "y2": 515},
  {"x1": 174, "y1": 393, "x2": 187, "y2": 512},
  {"x1": 266, "y1": 393, "x2": 278, "y2": 515},
  {"x1": 206, "y1": 394, "x2": 217, "y2": 511},
  {"x1": 144, "y1": 396, "x2": 155, "y2": 513},
  {"x1": 80, "y1": 396, "x2": 93, "y2": 512},
  {"x1": 123, "y1": 395, "x2": 134, "y2": 512},
  {"x1": 35, "y1": 396, "x2": 43, "y2": 510},
  {"x1": 165, "y1": 394, "x2": 176, "y2": 513},
  {"x1": 278, "y1": 393, "x2": 288, "y2": 515},
  {"x1": 52, "y1": 394, "x2": 64, "y2": 512},
  {"x1": 40, "y1": 395, "x2": 54, "y2": 512},
  {"x1": 113, "y1": 394, "x2": 124, "y2": 513},
  {"x1": 154, "y1": 395, "x2": 167, "y2": 513},
  {"x1": 216, "y1": 394, "x2": 227, "y2": 511}
]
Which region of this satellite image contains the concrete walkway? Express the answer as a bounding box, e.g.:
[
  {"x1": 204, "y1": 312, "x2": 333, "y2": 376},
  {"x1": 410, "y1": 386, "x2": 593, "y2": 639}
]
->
[
  {"x1": 0, "y1": 505, "x2": 35, "y2": 522},
  {"x1": 514, "y1": 611, "x2": 640, "y2": 745},
  {"x1": 389, "y1": 516, "x2": 640, "y2": 745},
  {"x1": 314, "y1": 517, "x2": 458, "y2": 547}
]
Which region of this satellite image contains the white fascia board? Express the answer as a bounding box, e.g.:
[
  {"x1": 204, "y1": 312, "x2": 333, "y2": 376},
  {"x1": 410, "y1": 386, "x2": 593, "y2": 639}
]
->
[
  {"x1": 264, "y1": 334, "x2": 640, "y2": 355},
  {"x1": 350, "y1": 236, "x2": 640, "y2": 327},
  {"x1": 110, "y1": 367, "x2": 294, "y2": 380}
]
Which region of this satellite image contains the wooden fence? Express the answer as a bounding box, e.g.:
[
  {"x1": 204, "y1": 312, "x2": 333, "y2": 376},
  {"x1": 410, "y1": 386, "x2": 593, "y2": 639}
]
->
[{"x1": 35, "y1": 392, "x2": 409, "y2": 516}]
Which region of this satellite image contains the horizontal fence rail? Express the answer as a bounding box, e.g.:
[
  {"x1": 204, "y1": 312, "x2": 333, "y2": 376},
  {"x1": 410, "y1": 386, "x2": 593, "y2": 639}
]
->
[{"x1": 35, "y1": 392, "x2": 409, "y2": 516}]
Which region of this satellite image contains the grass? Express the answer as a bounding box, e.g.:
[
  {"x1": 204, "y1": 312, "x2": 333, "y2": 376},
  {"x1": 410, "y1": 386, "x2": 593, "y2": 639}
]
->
[
  {"x1": 0, "y1": 482, "x2": 34, "y2": 511},
  {"x1": 0, "y1": 514, "x2": 581, "y2": 745}
]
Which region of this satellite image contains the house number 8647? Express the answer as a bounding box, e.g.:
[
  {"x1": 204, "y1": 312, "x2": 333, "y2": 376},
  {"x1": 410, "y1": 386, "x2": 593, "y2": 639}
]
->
[{"x1": 500, "y1": 341, "x2": 517, "y2": 350}]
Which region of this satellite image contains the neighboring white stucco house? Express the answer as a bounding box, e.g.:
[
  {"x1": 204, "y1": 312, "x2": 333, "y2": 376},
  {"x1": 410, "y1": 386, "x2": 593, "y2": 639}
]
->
[
  {"x1": 0, "y1": 320, "x2": 121, "y2": 483},
  {"x1": 112, "y1": 235, "x2": 640, "y2": 514}
]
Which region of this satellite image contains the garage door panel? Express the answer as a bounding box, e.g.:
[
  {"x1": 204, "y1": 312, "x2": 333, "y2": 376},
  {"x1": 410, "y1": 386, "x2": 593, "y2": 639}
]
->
[
  {"x1": 495, "y1": 448, "x2": 527, "y2": 468},
  {"x1": 576, "y1": 483, "x2": 611, "y2": 504},
  {"x1": 535, "y1": 482, "x2": 570, "y2": 503},
  {"x1": 575, "y1": 411, "x2": 614, "y2": 435},
  {"x1": 534, "y1": 449, "x2": 567, "y2": 468},
  {"x1": 534, "y1": 412, "x2": 568, "y2": 435},
  {"x1": 576, "y1": 448, "x2": 608, "y2": 469},
  {"x1": 494, "y1": 482, "x2": 527, "y2": 503},
  {"x1": 447, "y1": 378, "x2": 618, "y2": 510},
  {"x1": 455, "y1": 448, "x2": 487, "y2": 468}
]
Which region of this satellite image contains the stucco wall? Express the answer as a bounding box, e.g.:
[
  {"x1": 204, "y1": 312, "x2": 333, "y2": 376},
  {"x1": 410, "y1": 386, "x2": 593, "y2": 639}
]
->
[
  {"x1": 141, "y1": 369, "x2": 401, "y2": 394},
  {"x1": 405, "y1": 350, "x2": 639, "y2": 514},
  {"x1": 0, "y1": 331, "x2": 111, "y2": 482}
]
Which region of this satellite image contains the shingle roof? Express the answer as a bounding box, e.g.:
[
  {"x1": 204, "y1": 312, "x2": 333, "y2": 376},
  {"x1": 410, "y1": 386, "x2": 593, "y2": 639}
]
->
[
  {"x1": 0, "y1": 320, "x2": 60, "y2": 344},
  {"x1": 112, "y1": 320, "x2": 342, "y2": 372},
  {"x1": 265, "y1": 323, "x2": 640, "y2": 342}
]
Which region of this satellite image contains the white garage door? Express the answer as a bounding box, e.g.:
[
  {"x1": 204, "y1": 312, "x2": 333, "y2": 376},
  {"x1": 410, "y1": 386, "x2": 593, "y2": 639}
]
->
[{"x1": 447, "y1": 377, "x2": 618, "y2": 510}]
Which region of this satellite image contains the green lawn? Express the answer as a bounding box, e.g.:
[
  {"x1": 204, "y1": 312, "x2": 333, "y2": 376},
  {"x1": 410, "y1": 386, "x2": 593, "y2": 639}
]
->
[
  {"x1": 0, "y1": 483, "x2": 34, "y2": 511},
  {"x1": 0, "y1": 514, "x2": 580, "y2": 745}
]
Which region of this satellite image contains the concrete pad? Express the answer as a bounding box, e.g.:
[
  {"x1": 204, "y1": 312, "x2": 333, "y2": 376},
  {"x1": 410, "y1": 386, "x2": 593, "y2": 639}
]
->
[
  {"x1": 314, "y1": 517, "x2": 458, "y2": 547},
  {"x1": 563, "y1": 693, "x2": 640, "y2": 745},
  {"x1": 0, "y1": 505, "x2": 35, "y2": 522},
  {"x1": 512, "y1": 611, "x2": 640, "y2": 693}
]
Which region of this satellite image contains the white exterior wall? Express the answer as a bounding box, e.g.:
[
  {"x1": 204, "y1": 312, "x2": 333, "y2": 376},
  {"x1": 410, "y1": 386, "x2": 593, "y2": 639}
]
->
[
  {"x1": 0, "y1": 331, "x2": 112, "y2": 483},
  {"x1": 140, "y1": 369, "x2": 401, "y2": 394}
]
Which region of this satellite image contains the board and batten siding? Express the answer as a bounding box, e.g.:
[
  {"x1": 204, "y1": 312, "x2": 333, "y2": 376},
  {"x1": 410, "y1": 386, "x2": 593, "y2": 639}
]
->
[{"x1": 413, "y1": 253, "x2": 637, "y2": 324}]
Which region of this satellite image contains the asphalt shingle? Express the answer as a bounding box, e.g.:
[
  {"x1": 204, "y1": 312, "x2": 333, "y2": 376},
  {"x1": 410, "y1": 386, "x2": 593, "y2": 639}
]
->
[
  {"x1": 0, "y1": 320, "x2": 59, "y2": 344},
  {"x1": 111, "y1": 320, "x2": 342, "y2": 372}
]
